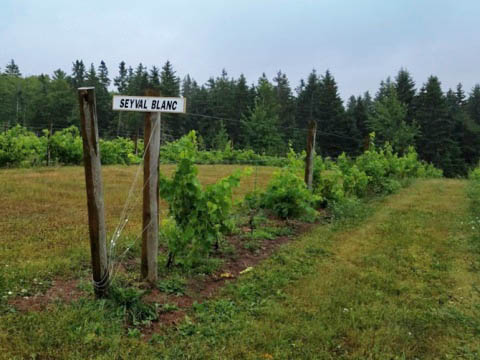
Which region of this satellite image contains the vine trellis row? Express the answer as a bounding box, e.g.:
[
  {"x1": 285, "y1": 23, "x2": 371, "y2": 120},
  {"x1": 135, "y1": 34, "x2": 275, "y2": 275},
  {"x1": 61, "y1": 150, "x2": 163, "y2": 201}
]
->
[{"x1": 80, "y1": 87, "x2": 185, "y2": 297}]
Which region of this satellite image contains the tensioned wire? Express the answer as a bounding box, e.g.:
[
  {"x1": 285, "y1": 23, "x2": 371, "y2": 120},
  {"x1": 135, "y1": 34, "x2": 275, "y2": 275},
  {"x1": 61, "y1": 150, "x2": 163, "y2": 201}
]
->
[{"x1": 6, "y1": 109, "x2": 361, "y2": 142}]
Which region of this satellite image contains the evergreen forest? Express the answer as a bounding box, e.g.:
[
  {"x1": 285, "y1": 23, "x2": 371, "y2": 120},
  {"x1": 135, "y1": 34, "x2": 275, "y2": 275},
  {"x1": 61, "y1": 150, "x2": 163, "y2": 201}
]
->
[{"x1": 1, "y1": 59, "x2": 479, "y2": 177}]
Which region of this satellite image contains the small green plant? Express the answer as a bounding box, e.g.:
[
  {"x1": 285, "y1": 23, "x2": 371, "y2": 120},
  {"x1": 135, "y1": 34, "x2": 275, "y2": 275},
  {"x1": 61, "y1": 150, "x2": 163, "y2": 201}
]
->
[
  {"x1": 107, "y1": 284, "x2": 158, "y2": 326},
  {"x1": 157, "y1": 276, "x2": 187, "y2": 296},
  {"x1": 243, "y1": 238, "x2": 261, "y2": 252},
  {"x1": 249, "y1": 228, "x2": 276, "y2": 240},
  {"x1": 160, "y1": 303, "x2": 179, "y2": 313}
]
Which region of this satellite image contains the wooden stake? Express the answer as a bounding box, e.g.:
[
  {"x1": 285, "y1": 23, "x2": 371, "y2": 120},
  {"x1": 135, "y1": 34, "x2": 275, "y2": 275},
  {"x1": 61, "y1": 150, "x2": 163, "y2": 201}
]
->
[
  {"x1": 46, "y1": 121, "x2": 53, "y2": 166},
  {"x1": 141, "y1": 109, "x2": 161, "y2": 285},
  {"x1": 305, "y1": 119, "x2": 317, "y2": 190},
  {"x1": 77, "y1": 87, "x2": 109, "y2": 298}
]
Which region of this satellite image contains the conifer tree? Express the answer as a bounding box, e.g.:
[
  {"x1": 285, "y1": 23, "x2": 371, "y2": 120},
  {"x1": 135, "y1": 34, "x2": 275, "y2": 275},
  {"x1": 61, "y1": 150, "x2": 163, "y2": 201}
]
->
[
  {"x1": 97, "y1": 61, "x2": 110, "y2": 88},
  {"x1": 242, "y1": 76, "x2": 283, "y2": 155},
  {"x1": 295, "y1": 70, "x2": 321, "y2": 150},
  {"x1": 375, "y1": 77, "x2": 394, "y2": 102},
  {"x1": 452, "y1": 84, "x2": 480, "y2": 169},
  {"x1": 180, "y1": 74, "x2": 197, "y2": 133},
  {"x1": 467, "y1": 85, "x2": 480, "y2": 125},
  {"x1": 159, "y1": 60, "x2": 181, "y2": 137},
  {"x1": 149, "y1": 66, "x2": 161, "y2": 91},
  {"x1": 160, "y1": 60, "x2": 180, "y2": 96},
  {"x1": 114, "y1": 61, "x2": 128, "y2": 93},
  {"x1": 85, "y1": 63, "x2": 98, "y2": 87},
  {"x1": 52, "y1": 69, "x2": 67, "y2": 81},
  {"x1": 212, "y1": 120, "x2": 230, "y2": 150},
  {"x1": 316, "y1": 70, "x2": 347, "y2": 157},
  {"x1": 273, "y1": 70, "x2": 296, "y2": 145},
  {"x1": 235, "y1": 74, "x2": 253, "y2": 117},
  {"x1": 368, "y1": 85, "x2": 417, "y2": 154},
  {"x1": 4, "y1": 59, "x2": 21, "y2": 77},
  {"x1": 84, "y1": 63, "x2": 113, "y2": 135},
  {"x1": 71, "y1": 60, "x2": 86, "y2": 89},
  {"x1": 415, "y1": 76, "x2": 462, "y2": 176},
  {"x1": 346, "y1": 95, "x2": 369, "y2": 154},
  {"x1": 394, "y1": 68, "x2": 416, "y2": 123}
]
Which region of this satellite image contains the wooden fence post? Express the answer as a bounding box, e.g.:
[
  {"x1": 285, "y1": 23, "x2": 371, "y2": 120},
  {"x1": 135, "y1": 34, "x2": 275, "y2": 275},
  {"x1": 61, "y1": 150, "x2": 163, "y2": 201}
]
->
[
  {"x1": 77, "y1": 87, "x2": 109, "y2": 298},
  {"x1": 305, "y1": 119, "x2": 317, "y2": 190},
  {"x1": 141, "y1": 104, "x2": 161, "y2": 285}
]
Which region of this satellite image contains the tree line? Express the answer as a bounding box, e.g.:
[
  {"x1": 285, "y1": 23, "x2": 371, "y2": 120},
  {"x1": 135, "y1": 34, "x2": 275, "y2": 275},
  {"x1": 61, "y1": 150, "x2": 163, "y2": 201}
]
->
[{"x1": 1, "y1": 59, "x2": 479, "y2": 176}]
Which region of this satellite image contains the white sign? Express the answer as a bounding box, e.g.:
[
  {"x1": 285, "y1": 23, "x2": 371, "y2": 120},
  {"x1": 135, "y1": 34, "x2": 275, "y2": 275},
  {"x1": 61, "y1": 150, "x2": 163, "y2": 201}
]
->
[{"x1": 112, "y1": 95, "x2": 186, "y2": 113}]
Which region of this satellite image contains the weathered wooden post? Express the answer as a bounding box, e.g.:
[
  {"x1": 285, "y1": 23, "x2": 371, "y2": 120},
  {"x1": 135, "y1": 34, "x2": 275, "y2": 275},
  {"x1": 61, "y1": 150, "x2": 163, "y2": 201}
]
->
[
  {"x1": 78, "y1": 87, "x2": 109, "y2": 297},
  {"x1": 141, "y1": 92, "x2": 161, "y2": 284},
  {"x1": 305, "y1": 119, "x2": 317, "y2": 190},
  {"x1": 112, "y1": 92, "x2": 186, "y2": 286}
]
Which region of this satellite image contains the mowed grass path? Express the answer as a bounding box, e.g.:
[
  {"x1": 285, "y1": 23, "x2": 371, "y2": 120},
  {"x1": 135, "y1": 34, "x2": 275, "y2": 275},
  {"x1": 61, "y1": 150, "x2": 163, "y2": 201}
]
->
[
  {"x1": 0, "y1": 165, "x2": 275, "y2": 283},
  {"x1": 213, "y1": 179, "x2": 480, "y2": 359}
]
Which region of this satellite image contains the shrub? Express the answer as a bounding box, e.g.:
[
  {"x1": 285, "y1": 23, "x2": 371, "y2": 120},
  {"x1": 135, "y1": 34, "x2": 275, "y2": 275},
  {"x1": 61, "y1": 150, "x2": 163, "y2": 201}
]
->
[
  {"x1": 0, "y1": 125, "x2": 45, "y2": 167},
  {"x1": 48, "y1": 126, "x2": 83, "y2": 165},
  {"x1": 100, "y1": 137, "x2": 140, "y2": 165},
  {"x1": 260, "y1": 167, "x2": 319, "y2": 220},
  {"x1": 159, "y1": 131, "x2": 247, "y2": 267}
]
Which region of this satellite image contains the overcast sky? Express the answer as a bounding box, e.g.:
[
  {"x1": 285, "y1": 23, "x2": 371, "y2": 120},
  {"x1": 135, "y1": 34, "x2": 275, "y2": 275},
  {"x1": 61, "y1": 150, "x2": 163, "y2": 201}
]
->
[{"x1": 1, "y1": 0, "x2": 479, "y2": 99}]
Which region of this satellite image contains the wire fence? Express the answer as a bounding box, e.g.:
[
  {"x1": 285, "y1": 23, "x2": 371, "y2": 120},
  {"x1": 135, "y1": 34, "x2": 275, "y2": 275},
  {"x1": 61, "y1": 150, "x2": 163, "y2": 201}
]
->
[{"x1": 0, "y1": 110, "x2": 362, "y2": 142}]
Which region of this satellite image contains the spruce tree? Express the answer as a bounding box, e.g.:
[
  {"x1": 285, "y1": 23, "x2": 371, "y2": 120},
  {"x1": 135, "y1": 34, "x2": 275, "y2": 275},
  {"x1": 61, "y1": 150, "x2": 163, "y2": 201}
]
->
[
  {"x1": 394, "y1": 68, "x2": 416, "y2": 123},
  {"x1": 316, "y1": 70, "x2": 347, "y2": 157},
  {"x1": 159, "y1": 61, "x2": 181, "y2": 138},
  {"x1": 160, "y1": 60, "x2": 180, "y2": 96},
  {"x1": 71, "y1": 60, "x2": 86, "y2": 89},
  {"x1": 114, "y1": 61, "x2": 128, "y2": 93},
  {"x1": 415, "y1": 76, "x2": 462, "y2": 176},
  {"x1": 97, "y1": 61, "x2": 110, "y2": 88},
  {"x1": 452, "y1": 84, "x2": 480, "y2": 169},
  {"x1": 212, "y1": 121, "x2": 230, "y2": 150},
  {"x1": 368, "y1": 85, "x2": 417, "y2": 154},
  {"x1": 242, "y1": 76, "x2": 283, "y2": 155},
  {"x1": 273, "y1": 70, "x2": 296, "y2": 145},
  {"x1": 4, "y1": 60, "x2": 21, "y2": 77},
  {"x1": 234, "y1": 74, "x2": 254, "y2": 128},
  {"x1": 295, "y1": 70, "x2": 321, "y2": 150},
  {"x1": 85, "y1": 63, "x2": 98, "y2": 87},
  {"x1": 83, "y1": 63, "x2": 112, "y2": 135},
  {"x1": 180, "y1": 74, "x2": 197, "y2": 133},
  {"x1": 355, "y1": 95, "x2": 370, "y2": 150},
  {"x1": 149, "y1": 66, "x2": 161, "y2": 91},
  {"x1": 346, "y1": 95, "x2": 368, "y2": 154},
  {"x1": 467, "y1": 84, "x2": 480, "y2": 125},
  {"x1": 375, "y1": 77, "x2": 394, "y2": 102}
]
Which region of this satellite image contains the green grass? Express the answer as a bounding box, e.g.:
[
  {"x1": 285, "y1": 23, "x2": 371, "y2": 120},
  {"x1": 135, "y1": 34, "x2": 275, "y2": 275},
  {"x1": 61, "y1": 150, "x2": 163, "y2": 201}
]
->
[
  {"x1": 0, "y1": 165, "x2": 275, "y2": 299},
  {"x1": 1, "y1": 172, "x2": 479, "y2": 358}
]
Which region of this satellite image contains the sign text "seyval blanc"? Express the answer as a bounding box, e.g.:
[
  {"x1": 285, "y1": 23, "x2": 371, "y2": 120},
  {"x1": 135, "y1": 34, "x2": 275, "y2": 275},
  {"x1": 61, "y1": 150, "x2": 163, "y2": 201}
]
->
[{"x1": 112, "y1": 95, "x2": 186, "y2": 113}]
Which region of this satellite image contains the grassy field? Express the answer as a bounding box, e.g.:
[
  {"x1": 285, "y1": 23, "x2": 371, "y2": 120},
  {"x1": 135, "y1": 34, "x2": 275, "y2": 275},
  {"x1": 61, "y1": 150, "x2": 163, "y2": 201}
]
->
[
  {"x1": 1, "y1": 171, "x2": 479, "y2": 358},
  {"x1": 0, "y1": 165, "x2": 275, "y2": 289}
]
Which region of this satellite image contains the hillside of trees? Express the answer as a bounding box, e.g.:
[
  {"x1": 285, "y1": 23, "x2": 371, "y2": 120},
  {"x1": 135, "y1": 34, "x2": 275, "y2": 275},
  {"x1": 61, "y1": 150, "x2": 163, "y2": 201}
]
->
[{"x1": 1, "y1": 59, "x2": 479, "y2": 177}]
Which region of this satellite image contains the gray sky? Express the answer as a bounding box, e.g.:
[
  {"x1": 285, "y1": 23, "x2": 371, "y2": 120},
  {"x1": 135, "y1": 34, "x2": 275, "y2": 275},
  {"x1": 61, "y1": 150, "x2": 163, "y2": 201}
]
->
[{"x1": 2, "y1": 0, "x2": 479, "y2": 99}]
